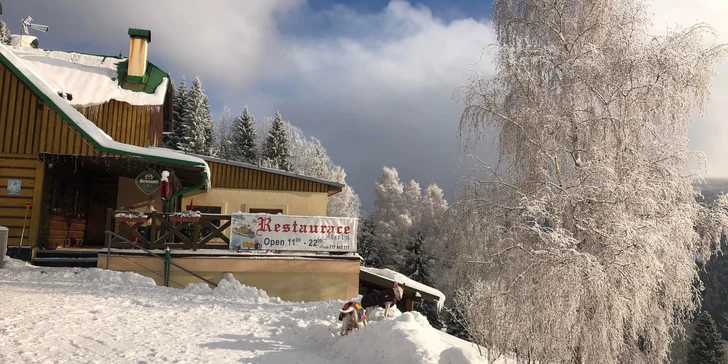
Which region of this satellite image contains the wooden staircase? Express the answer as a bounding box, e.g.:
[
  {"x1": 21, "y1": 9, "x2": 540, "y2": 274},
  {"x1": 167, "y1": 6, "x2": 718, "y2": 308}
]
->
[{"x1": 32, "y1": 248, "x2": 100, "y2": 268}]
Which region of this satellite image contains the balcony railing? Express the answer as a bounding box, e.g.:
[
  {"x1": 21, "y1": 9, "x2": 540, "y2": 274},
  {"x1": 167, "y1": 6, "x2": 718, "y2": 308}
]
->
[{"x1": 106, "y1": 209, "x2": 231, "y2": 251}]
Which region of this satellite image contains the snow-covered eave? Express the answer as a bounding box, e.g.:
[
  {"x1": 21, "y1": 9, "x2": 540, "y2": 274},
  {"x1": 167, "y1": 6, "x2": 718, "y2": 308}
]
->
[
  {"x1": 360, "y1": 266, "x2": 446, "y2": 310},
  {"x1": 68, "y1": 77, "x2": 168, "y2": 108},
  {"x1": 194, "y1": 154, "x2": 345, "y2": 194},
  {"x1": 0, "y1": 44, "x2": 211, "y2": 191}
]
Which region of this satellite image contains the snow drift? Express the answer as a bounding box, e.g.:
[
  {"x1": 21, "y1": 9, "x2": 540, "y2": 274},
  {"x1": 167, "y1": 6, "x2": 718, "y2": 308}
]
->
[{"x1": 0, "y1": 257, "x2": 489, "y2": 363}]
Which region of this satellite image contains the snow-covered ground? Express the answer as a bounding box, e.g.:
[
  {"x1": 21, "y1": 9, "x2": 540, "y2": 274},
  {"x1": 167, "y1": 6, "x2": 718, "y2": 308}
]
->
[{"x1": 0, "y1": 256, "x2": 498, "y2": 364}]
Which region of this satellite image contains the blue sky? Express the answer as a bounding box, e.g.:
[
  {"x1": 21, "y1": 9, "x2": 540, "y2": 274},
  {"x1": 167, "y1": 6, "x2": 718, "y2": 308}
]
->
[
  {"x1": 4, "y1": 0, "x2": 728, "y2": 210},
  {"x1": 2, "y1": 0, "x2": 499, "y2": 210}
]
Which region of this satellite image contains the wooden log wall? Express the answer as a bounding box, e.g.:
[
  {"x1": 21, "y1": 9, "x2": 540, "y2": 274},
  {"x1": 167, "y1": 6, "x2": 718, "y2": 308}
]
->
[
  {"x1": 0, "y1": 156, "x2": 43, "y2": 246},
  {"x1": 208, "y1": 161, "x2": 333, "y2": 194},
  {"x1": 0, "y1": 59, "x2": 164, "y2": 245},
  {"x1": 78, "y1": 101, "x2": 163, "y2": 148}
]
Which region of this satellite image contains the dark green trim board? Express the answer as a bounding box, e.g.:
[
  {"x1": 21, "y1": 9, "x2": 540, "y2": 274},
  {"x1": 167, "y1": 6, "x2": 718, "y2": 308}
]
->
[
  {"x1": 0, "y1": 47, "x2": 203, "y2": 170},
  {"x1": 116, "y1": 59, "x2": 168, "y2": 94},
  {"x1": 128, "y1": 28, "x2": 151, "y2": 42},
  {"x1": 168, "y1": 172, "x2": 208, "y2": 213},
  {"x1": 126, "y1": 74, "x2": 146, "y2": 84}
]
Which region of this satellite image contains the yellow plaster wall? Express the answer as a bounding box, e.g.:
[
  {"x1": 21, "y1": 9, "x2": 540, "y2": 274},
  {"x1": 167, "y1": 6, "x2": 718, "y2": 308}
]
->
[
  {"x1": 181, "y1": 188, "x2": 329, "y2": 216},
  {"x1": 99, "y1": 255, "x2": 360, "y2": 302},
  {"x1": 116, "y1": 176, "x2": 162, "y2": 212}
]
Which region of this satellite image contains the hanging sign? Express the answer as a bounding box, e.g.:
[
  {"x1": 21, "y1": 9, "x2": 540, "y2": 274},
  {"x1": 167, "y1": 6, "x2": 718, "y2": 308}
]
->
[
  {"x1": 230, "y1": 213, "x2": 358, "y2": 252},
  {"x1": 6, "y1": 179, "x2": 21, "y2": 196},
  {"x1": 135, "y1": 169, "x2": 161, "y2": 195}
]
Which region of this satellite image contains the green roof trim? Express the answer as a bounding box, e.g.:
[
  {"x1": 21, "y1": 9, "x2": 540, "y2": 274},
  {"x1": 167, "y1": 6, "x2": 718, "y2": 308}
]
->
[
  {"x1": 0, "y1": 47, "x2": 203, "y2": 170},
  {"x1": 116, "y1": 59, "x2": 169, "y2": 95},
  {"x1": 128, "y1": 28, "x2": 151, "y2": 42}
]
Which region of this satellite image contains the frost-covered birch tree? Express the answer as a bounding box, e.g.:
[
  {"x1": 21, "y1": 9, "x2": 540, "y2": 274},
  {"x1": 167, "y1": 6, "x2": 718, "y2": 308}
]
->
[{"x1": 453, "y1": 0, "x2": 728, "y2": 363}]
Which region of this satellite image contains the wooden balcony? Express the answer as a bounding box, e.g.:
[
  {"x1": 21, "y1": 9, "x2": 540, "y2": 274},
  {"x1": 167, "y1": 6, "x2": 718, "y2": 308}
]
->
[{"x1": 106, "y1": 209, "x2": 231, "y2": 251}]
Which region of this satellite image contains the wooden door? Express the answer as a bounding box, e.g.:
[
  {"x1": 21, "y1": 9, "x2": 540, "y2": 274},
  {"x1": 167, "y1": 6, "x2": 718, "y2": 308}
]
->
[{"x1": 85, "y1": 185, "x2": 118, "y2": 245}]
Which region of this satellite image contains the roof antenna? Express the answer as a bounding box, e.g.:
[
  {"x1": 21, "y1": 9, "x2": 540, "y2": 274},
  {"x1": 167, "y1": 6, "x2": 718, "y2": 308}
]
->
[{"x1": 21, "y1": 15, "x2": 49, "y2": 36}]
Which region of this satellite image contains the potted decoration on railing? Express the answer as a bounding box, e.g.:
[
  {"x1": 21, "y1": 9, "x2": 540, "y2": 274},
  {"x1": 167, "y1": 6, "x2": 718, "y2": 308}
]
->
[
  {"x1": 169, "y1": 210, "x2": 201, "y2": 223},
  {"x1": 114, "y1": 211, "x2": 148, "y2": 224}
]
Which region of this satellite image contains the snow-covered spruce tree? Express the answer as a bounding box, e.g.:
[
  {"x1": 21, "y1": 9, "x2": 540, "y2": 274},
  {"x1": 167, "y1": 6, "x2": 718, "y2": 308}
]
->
[
  {"x1": 214, "y1": 105, "x2": 233, "y2": 159},
  {"x1": 177, "y1": 77, "x2": 209, "y2": 154},
  {"x1": 358, "y1": 213, "x2": 383, "y2": 268},
  {"x1": 262, "y1": 111, "x2": 292, "y2": 171},
  {"x1": 231, "y1": 107, "x2": 258, "y2": 164},
  {"x1": 201, "y1": 93, "x2": 216, "y2": 157},
  {"x1": 445, "y1": 297, "x2": 470, "y2": 341},
  {"x1": 405, "y1": 231, "x2": 432, "y2": 285},
  {"x1": 166, "y1": 77, "x2": 187, "y2": 149},
  {"x1": 454, "y1": 0, "x2": 728, "y2": 363},
  {"x1": 0, "y1": 20, "x2": 11, "y2": 45},
  {"x1": 688, "y1": 311, "x2": 727, "y2": 364}
]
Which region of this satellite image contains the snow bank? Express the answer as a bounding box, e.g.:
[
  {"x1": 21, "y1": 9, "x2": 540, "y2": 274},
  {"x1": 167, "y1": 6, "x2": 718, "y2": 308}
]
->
[
  {"x1": 360, "y1": 266, "x2": 446, "y2": 310},
  {"x1": 184, "y1": 273, "x2": 277, "y2": 303},
  {"x1": 0, "y1": 259, "x2": 493, "y2": 363},
  {"x1": 328, "y1": 311, "x2": 473, "y2": 364},
  {"x1": 439, "y1": 347, "x2": 487, "y2": 364},
  {"x1": 9, "y1": 47, "x2": 167, "y2": 107},
  {"x1": 0, "y1": 256, "x2": 155, "y2": 287}
]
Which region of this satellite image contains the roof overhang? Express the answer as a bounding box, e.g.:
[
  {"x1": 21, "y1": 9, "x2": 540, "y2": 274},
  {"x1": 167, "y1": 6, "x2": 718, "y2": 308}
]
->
[
  {"x1": 0, "y1": 44, "x2": 210, "y2": 190},
  {"x1": 194, "y1": 155, "x2": 344, "y2": 196},
  {"x1": 359, "y1": 269, "x2": 441, "y2": 303}
]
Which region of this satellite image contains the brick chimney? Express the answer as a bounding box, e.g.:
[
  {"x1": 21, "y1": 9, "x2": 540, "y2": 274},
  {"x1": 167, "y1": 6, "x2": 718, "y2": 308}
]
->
[{"x1": 127, "y1": 28, "x2": 151, "y2": 81}]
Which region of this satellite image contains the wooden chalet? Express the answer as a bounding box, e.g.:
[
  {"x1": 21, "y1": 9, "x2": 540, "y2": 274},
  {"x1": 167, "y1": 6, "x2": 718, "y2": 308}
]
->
[{"x1": 0, "y1": 29, "x2": 360, "y2": 303}]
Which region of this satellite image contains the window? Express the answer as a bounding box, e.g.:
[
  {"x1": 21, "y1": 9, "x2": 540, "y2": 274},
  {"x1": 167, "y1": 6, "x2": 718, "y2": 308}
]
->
[{"x1": 249, "y1": 208, "x2": 283, "y2": 214}]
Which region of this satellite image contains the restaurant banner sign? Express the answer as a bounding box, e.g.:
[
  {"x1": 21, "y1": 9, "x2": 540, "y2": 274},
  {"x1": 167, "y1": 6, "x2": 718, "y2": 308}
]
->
[{"x1": 230, "y1": 213, "x2": 358, "y2": 252}]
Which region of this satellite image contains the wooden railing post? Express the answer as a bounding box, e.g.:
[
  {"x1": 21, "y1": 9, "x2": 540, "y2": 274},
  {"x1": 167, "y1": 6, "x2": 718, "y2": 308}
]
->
[
  {"x1": 149, "y1": 212, "x2": 157, "y2": 250},
  {"x1": 105, "y1": 208, "x2": 114, "y2": 234},
  {"x1": 192, "y1": 221, "x2": 200, "y2": 251}
]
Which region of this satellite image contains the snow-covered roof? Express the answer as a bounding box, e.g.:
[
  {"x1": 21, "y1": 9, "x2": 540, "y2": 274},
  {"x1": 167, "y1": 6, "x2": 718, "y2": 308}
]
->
[
  {"x1": 360, "y1": 266, "x2": 446, "y2": 310},
  {"x1": 0, "y1": 44, "x2": 210, "y2": 190},
  {"x1": 8, "y1": 46, "x2": 167, "y2": 107}
]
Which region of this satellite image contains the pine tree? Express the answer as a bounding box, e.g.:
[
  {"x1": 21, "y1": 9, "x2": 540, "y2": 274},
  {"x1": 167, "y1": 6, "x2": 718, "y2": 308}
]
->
[
  {"x1": 0, "y1": 20, "x2": 11, "y2": 45},
  {"x1": 404, "y1": 231, "x2": 432, "y2": 285},
  {"x1": 445, "y1": 301, "x2": 470, "y2": 340},
  {"x1": 231, "y1": 107, "x2": 258, "y2": 164},
  {"x1": 177, "y1": 77, "x2": 208, "y2": 154},
  {"x1": 262, "y1": 111, "x2": 292, "y2": 171},
  {"x1": 202, "y1": 94, "x2": 216, "y2": 156},
  {"x1": 405, "y1": 231, "x2": 442, "y2": 329},
  {"x1": 688, "y1": 311, "x2": 727, "y2": 364},
  {"x1": 358, "y1": 214, "x2": 382, "y2": 268},
  {"x1": 166, "y1": 77, "x2": 187, "y2": 149}
]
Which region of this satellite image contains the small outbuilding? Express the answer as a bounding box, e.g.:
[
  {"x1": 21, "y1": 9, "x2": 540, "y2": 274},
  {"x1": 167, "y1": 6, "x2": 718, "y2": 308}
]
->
[{"x1": 359, "y1": 266, "x2": 445, "y2": 312}]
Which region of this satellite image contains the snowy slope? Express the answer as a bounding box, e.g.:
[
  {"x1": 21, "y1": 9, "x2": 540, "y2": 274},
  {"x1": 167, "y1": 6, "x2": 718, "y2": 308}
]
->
[{"x1": 0, "y1": 257, "x2": 496, "y2": 364}]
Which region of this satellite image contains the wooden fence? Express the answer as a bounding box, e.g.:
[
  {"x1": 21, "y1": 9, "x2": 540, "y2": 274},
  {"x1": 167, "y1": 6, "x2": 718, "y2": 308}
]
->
[{"x1": 106, "y1": 209, "x2": 231, "y2": 250}]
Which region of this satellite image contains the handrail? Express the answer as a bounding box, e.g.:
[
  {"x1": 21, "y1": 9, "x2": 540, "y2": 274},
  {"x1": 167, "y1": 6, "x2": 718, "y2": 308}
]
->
[{"x1": 104, "y1": 230, "x2": 218, "y2": 288}]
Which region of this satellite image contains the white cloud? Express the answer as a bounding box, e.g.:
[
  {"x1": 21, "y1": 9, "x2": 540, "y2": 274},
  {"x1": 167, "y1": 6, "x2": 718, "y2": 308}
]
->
[{"x1": 647, "y1": 0, "x2": 728, "y2": 177}]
